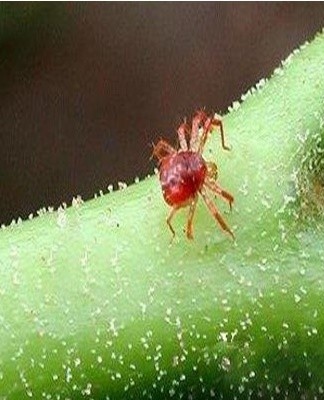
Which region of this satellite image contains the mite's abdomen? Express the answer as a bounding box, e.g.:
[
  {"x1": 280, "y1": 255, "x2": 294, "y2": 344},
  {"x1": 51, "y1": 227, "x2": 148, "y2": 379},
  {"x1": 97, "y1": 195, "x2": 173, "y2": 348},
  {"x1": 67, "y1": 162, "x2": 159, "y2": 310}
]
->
[{"x1": 159, "y1": 151, "x2": 207, "y2": 206}]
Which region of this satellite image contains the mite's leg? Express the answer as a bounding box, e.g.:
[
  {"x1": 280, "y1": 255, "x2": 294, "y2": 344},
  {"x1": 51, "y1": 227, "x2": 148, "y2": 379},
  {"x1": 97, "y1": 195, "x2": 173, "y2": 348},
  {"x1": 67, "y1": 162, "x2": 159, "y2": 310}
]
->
[
  {"x1": 166, "y1": 206, "x2": 179, "y2": 239},
  {"x1": 212, "y1": 114, "x2": 230, "y2": 151},
  {"x1": 189, "y1": 110, "x2": 208, "y2": 151},
  {"x1": 199, "y1": 186, "x2": 234, "y2": 239},
  {"x1": 186, "y1": 197, "x2": 198, "y2": 240},
  {"x1": 152, "y1": 139, "x2": 176, "y2": 161},
  {"x1": 177, "y1": 121, "x2": 189, "y2": 151},
  {"x1": 198, "y1": 113, "x2": 230, "y2": 154},
  {"x1": 205, "y1": 161, "x2": 233, "y2": 208},
  {"x1": 204, "y1": 179, "x2": 234, "y2": 210}
]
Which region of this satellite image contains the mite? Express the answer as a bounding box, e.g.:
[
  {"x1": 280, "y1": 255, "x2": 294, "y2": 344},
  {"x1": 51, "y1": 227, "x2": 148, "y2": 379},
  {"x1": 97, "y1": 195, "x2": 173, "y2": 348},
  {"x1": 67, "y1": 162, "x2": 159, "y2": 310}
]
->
[{"x1": 152, "y1": 110, "x2": 234, "y2": 240}]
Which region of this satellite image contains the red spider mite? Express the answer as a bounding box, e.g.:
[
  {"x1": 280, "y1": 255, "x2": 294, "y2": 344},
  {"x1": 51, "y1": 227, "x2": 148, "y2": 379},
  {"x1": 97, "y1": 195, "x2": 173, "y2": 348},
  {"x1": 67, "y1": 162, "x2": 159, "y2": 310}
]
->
[{"x1": 152, "y1": 110, "x2": 234, "y2": 240}]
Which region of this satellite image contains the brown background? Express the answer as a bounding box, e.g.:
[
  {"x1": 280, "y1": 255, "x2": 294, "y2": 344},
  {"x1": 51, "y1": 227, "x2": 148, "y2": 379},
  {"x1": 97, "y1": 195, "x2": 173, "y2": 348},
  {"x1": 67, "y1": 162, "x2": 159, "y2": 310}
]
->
[{"x1": 1, "y1": 3, "x2": 324, "y2": 225}]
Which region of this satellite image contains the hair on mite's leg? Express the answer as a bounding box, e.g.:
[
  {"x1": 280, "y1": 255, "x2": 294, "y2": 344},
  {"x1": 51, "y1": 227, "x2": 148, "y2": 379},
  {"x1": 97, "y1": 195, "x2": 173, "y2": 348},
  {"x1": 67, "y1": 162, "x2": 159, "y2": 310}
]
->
[
  {"x1": 204, "y1": 179, "x2": 234, "y2": 210},
  {"x1": 199, "y1": 186, "x2": 234, "y2": 239},
  {"x1": 186, "y1": 197, "x2": 198, "y2": 240},
  {"x1": 177, "y1": 121, "x2": 189, "y2": 151},
  {"x1": 152, "y1": 140, "x2": 176, "y2": 161}
]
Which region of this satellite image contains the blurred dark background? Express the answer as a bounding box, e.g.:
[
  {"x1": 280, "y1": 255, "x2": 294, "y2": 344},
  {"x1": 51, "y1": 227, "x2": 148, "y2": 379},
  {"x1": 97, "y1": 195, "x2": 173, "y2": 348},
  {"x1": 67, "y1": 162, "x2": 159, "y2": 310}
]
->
[{"x1": 1, "y1": 3, "x2": 324, "y2": 225}]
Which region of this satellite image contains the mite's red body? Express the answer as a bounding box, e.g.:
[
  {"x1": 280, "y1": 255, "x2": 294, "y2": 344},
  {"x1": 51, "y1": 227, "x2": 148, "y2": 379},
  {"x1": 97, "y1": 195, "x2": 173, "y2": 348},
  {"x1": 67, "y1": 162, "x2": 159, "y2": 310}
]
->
[
  {"x1": 160, "y1": 151, "x2": 207, "y2": 206},
  {"x1": 153, "y1": 110, "x2": 234, "y2": 240}
]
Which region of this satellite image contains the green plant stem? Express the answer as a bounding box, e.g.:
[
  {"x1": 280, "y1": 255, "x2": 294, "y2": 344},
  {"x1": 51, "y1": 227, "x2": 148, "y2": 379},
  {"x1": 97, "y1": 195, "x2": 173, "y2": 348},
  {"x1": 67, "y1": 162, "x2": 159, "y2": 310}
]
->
[{"x1": 1, "y1": 31, "x2": 324, "y2": 399}]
